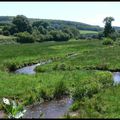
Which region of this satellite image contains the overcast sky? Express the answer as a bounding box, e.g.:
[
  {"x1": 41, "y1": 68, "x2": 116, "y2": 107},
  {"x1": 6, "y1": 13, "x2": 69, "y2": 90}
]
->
[{"x1": 0, "y1": 2, "x2": 120, "y2": 27}]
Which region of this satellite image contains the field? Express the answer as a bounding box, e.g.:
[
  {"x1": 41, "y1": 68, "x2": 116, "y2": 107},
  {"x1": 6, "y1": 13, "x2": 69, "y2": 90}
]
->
[
  {"x1": 80, "y1": 30, "x2": 98, "y2": 34},
  {"x1": 0, "y1": 39, "x2": 120, "y2": 118}
]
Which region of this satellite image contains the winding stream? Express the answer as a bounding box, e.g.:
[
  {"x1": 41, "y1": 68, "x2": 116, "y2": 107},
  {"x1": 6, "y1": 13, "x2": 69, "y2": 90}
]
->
[
  {"x1": 15, "y1": 60, "x2": 52, "y2": 74},
  {"x1": 12, "y1": 59, "x2": 120, "y2": 118},
  {"x1": 15, "y1": 59, "x2": 74, "y2": 118},
  {"x1": 15, "y1": 60, "x2": 120, "y2": 84}
]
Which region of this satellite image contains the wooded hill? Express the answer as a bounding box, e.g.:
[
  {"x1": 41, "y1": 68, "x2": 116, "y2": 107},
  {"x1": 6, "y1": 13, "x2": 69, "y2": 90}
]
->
[{"x1": 0, "y1": 16, "x2": 103, "y2": 31}]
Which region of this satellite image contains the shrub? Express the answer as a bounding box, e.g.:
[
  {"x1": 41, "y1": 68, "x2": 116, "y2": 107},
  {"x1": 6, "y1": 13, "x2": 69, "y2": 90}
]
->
[
  {"x1": 109, "y1": 32, "x2": 119, "y2": 41},
  {"x1": 16, "y1": 32, "x2": 34, "y2": 43},
  {"x1": 0, "y1": 30, "x2": 3, "y2": 35},
  {"x1": 3, "y1": 30, "x2": 10, "y2": 36},
  {"x1": 50, "y1": 30, "x2": 70, "y2": 41},
  {"x1": 86, "y1": 37, "x2": 92, "y2": 40},
  {"x1": 102, "y1": 38, "x2": 113, "y2": 45}
]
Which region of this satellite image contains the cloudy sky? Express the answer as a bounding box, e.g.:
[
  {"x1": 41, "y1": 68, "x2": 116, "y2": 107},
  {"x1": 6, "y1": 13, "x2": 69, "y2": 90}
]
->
[{"x1": 0, "y1": 2, "x2": 120, "y2": 27}]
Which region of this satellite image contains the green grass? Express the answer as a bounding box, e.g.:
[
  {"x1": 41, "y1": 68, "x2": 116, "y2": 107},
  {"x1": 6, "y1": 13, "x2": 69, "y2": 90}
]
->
[
  {"x1": 70, "y1": 85, "x2": 120, "y2": 118},
  {"x1": 80, "y1": 30, "x2": 98, "y2": 34},
  {"x1": 0, "y1": 39, "x2": 120, "y2": 118}
]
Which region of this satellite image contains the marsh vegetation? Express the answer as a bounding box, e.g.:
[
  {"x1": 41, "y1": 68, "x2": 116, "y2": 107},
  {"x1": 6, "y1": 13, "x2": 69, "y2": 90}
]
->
[{"x1": 0, "y1": 15, "x2": 120, "y2": 118}]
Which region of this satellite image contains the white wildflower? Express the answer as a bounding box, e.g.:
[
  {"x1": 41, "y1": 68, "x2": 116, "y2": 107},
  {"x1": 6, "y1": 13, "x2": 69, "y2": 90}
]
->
[
  {"x1": 12, "y1": 100, "x2": 17, "y2": 109},
  {"x1": 3, "y1": 98, "x2": 10, "y2": 105}
]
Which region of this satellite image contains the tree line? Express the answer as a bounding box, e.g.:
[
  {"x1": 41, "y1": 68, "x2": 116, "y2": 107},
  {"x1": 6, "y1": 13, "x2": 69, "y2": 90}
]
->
[
  {"x1": 1, "y1": 15, "x2": 120, "y2": 43},
  {"x1": 2, "y1": 15, "x2": 80, "y2": 43}
]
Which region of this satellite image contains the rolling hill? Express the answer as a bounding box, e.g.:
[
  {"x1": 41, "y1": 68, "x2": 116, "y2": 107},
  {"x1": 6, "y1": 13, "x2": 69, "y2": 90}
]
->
[{"x1": 0, "y1": 16, "x2": 103, "y2": 31}]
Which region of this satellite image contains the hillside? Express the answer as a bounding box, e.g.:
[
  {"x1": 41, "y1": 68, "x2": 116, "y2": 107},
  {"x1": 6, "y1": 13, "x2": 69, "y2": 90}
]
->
[{"x1": 0, "y1": 16, "x2": 103, "y2": 31}]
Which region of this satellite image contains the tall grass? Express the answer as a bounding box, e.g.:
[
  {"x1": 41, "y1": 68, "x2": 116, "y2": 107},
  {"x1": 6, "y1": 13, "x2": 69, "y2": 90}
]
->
[{"x1": 0, "y1": 39, "x2": 120, "y2": 118}]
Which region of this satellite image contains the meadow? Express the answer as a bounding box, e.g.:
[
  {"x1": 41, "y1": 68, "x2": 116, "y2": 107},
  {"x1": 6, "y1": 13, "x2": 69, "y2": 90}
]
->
[
  {"x1": 0, "y1": 39, "x2": 120, "y2": 118},
  {"x1": 80, "y1": 30, "x2": 98, "y2": 34}
]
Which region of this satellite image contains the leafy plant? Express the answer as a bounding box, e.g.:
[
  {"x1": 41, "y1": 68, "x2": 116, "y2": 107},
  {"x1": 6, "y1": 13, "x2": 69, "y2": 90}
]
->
[
  {"x1": 2, "y1": 97, "x2": 26, "y2": 118},
  {"x1": 102, "y1": 38, "x2": 113, "y2": 45}
]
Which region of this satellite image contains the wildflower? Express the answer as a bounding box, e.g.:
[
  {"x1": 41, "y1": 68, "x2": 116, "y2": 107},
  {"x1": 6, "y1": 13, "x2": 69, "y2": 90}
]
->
[{"x1": 3, "y1": 98, "x2": 10, "y2": 105}]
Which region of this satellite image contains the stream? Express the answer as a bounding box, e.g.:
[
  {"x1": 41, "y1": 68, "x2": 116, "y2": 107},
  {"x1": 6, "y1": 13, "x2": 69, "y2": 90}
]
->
[
  {"x1": 15, "y1": 60, "x2": 120, "y2": 85},
  {"x1": 15, "y1": 60, "x2": 52, "y2": 74},
  {"x1": 23, "y1": 97, "x2": 73, "y2": 118},
  {"x1": 10, "y1": 59, "x2": 120, "y2": 118},
  {"x1": 15, "y1": 59, "x2": 74, "y2": 118}
]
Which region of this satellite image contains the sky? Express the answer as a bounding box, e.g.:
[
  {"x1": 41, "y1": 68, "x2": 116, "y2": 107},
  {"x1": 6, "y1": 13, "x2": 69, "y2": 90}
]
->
[{"x1": 0, "y1": 2, "x2": 120, "y2": 27}]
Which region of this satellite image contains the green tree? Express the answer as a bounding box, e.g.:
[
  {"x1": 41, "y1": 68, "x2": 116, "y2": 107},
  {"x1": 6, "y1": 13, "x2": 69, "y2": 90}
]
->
[
  {"x1": 32, "y1": 21, "x2": 50, "y2": 29},
  {"x1": 9, "y1": 24, "x2": 18, "y2": 35},
  {"x1": 68, "y1": 27, "x2": 80, "y2": 39},
  {"x1": 38, "y1": 26, "x2": 47, "y2": 34},
  {"x1": 103, "y1": 17, "x2": 115, "y2": 37},
  {"x1": 12, "y1": 15, "x2": 32, "y2": 33},
  {"x1": 50, "y1": 30, "x2": 70, "y2": 41},
  {"x1": 16, "y1": 32, "x2": 34, "y2": 43}
]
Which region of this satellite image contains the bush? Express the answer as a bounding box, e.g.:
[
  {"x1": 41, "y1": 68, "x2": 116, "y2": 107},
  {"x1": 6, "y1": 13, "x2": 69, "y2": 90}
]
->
[
  {"x1": 50, "y1": 30, "x2": 70, "y2": 41},
  {"x1": 16, "y1": 32, "x2": 34, "y2": 43},
  {"x1": 3, "y1": 30, "x2": 10, "y2": 36},
  {"x1": 102, "y1": 38, "x2": 113, "y2": 45},
  {"x1": 109, "y1": 32, "x2": 119, "y2": 41},
  {"x1": 0, "y1": 30, "x2": 3, "y2": 35},
  {"x1": 98, "y1": 32, "x2": 104, "y2": 40}
]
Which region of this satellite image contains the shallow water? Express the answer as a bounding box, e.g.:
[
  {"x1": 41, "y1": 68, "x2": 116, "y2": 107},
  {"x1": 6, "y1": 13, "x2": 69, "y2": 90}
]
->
[
  {"x1": 15, "y1": 64, "x2": 38, "y2": 74},
  {"x1": 113, "y1": 72, "x2": 120, "y2": 84},
  {"x1": 23, "y1": 97, "x2": 73, "y2": 118},
  {"x1": 15, "y1": 62, "x2": 120, "y2": 118},
  {"x1": 15, "y1": 60, "x2": 52, "y2": 74}
]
